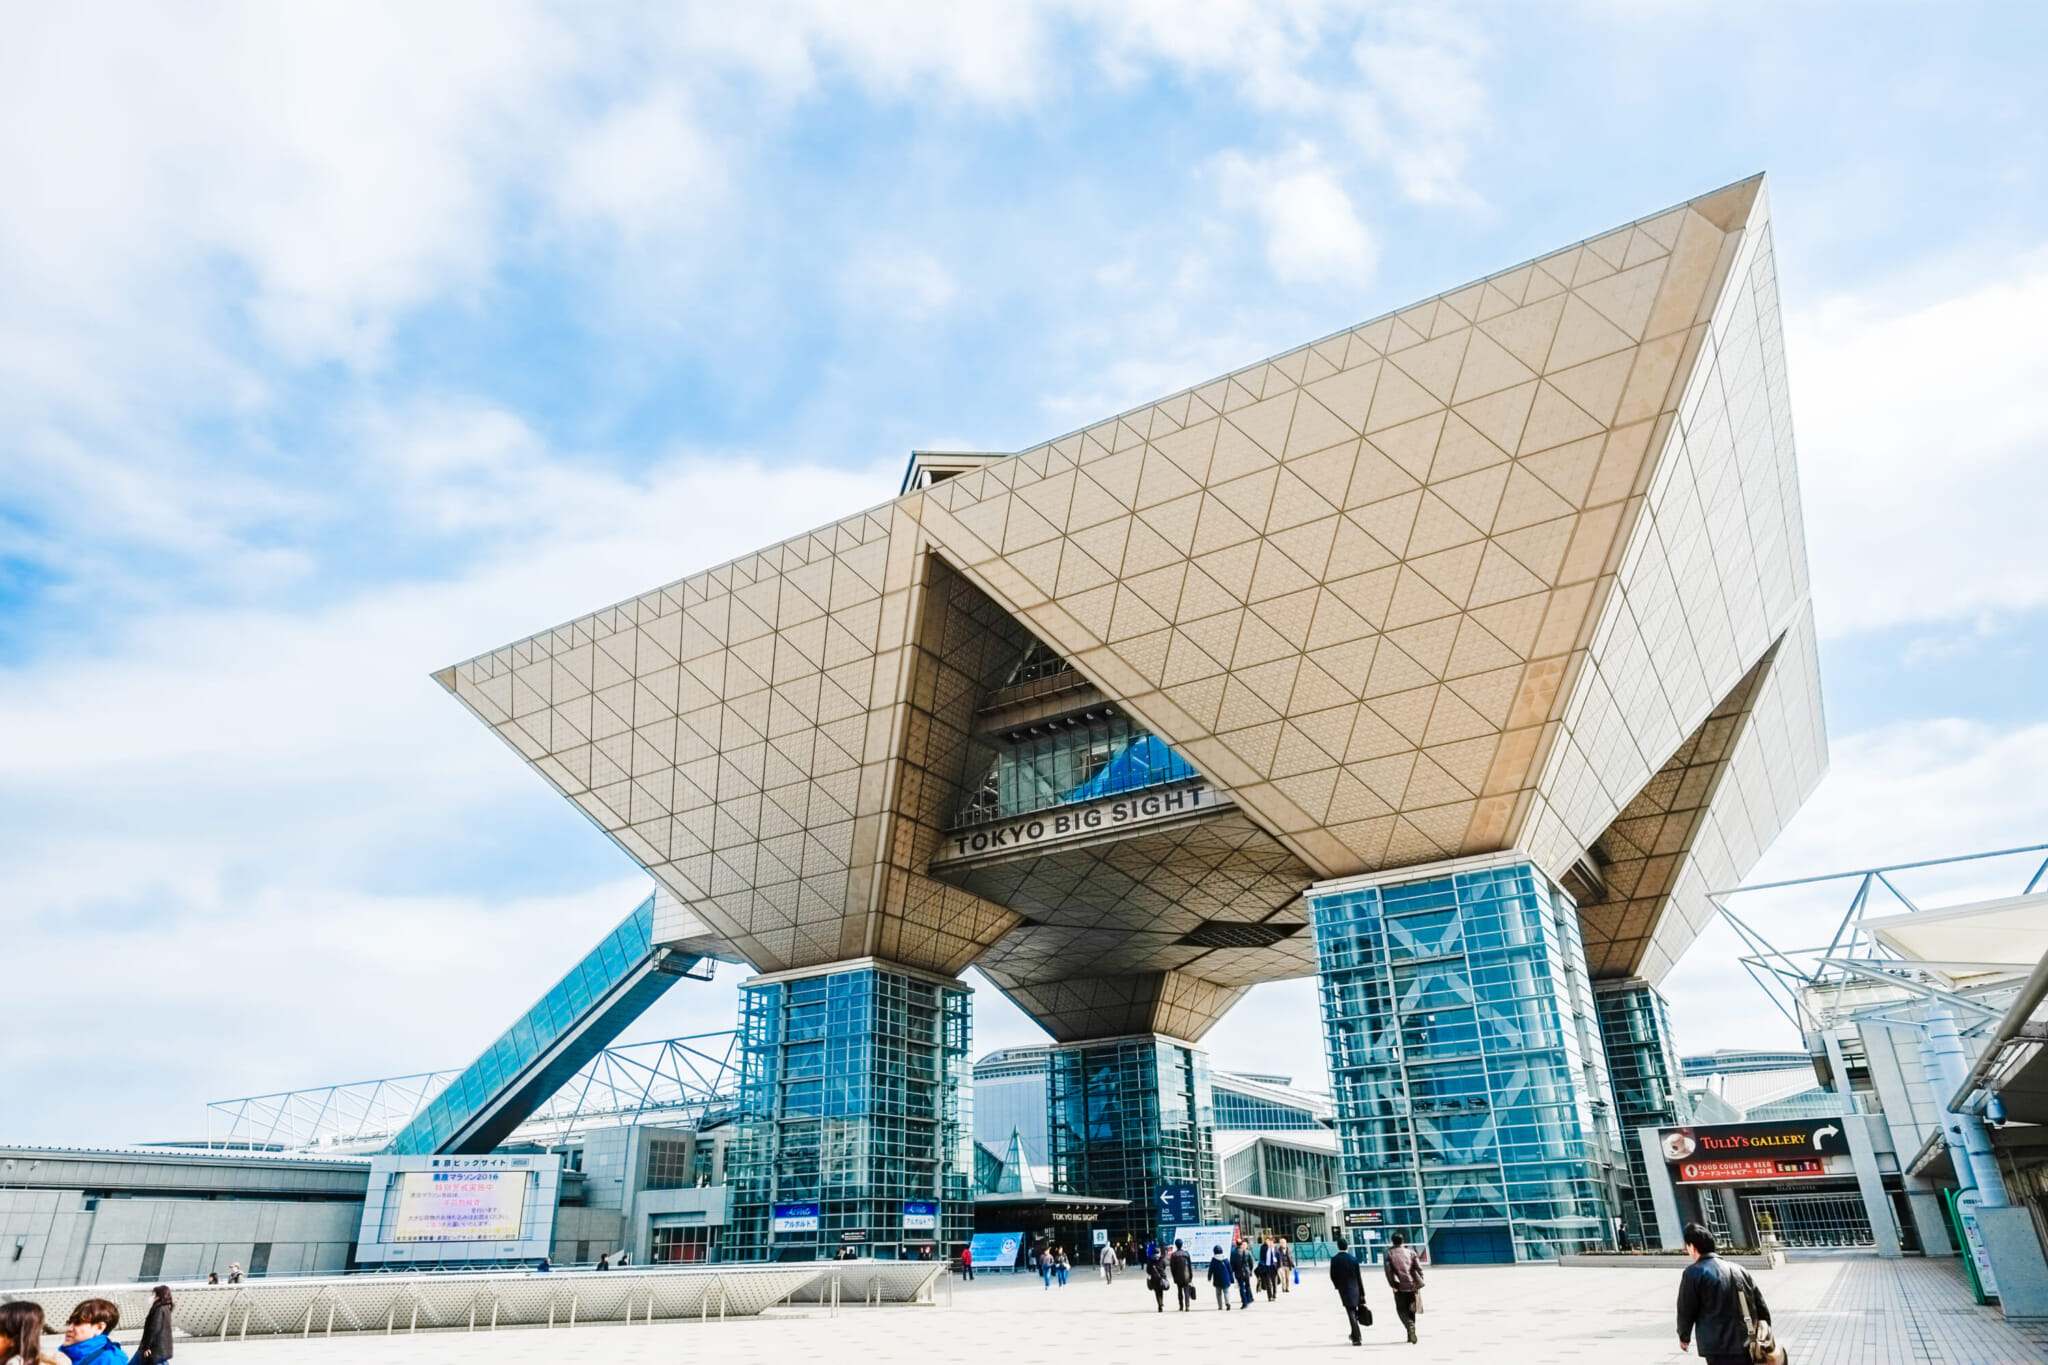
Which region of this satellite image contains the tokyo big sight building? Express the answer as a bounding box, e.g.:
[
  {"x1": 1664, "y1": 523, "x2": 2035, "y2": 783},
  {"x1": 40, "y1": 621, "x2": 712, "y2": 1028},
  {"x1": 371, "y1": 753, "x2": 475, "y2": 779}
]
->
[{"x1": 433, "y1": 174, "x2": 1826, "y2": 1264}]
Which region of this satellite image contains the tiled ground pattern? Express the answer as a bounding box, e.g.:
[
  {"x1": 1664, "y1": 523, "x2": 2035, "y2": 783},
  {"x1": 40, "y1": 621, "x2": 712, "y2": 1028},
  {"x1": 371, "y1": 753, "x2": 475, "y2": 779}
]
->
[{"x1": 161, "y1": 1257, "x2": 2048, "y2": 1365}]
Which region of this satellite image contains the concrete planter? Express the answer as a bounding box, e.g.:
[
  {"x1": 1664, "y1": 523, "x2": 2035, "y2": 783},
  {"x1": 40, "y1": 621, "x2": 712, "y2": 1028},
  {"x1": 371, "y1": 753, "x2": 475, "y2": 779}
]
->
[{"x1": 1557, "y1": 1252, "x2": 1782, "y2": 1270}]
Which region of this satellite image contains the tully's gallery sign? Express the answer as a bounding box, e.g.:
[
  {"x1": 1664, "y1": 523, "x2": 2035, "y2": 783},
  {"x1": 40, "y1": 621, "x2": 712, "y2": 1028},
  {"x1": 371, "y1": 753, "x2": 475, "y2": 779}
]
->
[
  {"x1": 933, "y1": 782, "x2": 1226, "y2": 865},
  {"x1": 1658, "y1": 1119, "x2": 1846, "y2": 1163},
  {"x1": 1657, "y1": 1119, "x2": 1847, "y2": 1185}
]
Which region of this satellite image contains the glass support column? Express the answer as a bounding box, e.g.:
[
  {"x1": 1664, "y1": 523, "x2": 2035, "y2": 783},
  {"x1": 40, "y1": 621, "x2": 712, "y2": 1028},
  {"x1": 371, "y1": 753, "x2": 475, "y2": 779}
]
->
[
  {"x1": 1045, "y1": 1034, "x2": 1217, "y2": 1245},
  {"x1": 1311, "y1": 857, "x2": 1625, "y2": 1263},
  {"x1": 723, "y1": 961, "x2": 973, "y2": 1261}
]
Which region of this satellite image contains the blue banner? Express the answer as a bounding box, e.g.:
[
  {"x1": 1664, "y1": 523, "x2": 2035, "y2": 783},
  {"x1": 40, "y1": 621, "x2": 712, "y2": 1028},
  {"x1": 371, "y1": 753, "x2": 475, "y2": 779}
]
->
[{"x1": 1157, "y1": 1181, "x2": 1200, "y2": 1225}]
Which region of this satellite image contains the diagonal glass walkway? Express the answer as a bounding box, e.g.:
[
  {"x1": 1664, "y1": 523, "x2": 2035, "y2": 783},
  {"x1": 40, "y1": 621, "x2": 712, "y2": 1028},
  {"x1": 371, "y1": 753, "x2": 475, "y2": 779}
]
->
[{"x1": 385, "y1": 896, "x2": 712, "y2": 1155}]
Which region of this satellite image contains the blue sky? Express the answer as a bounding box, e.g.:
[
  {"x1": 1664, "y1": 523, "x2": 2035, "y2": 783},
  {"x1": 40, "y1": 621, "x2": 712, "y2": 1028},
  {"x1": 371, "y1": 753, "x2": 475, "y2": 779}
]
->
[{"x1": 5, "y1": 2, "x2": 2047, "y2": 1145}]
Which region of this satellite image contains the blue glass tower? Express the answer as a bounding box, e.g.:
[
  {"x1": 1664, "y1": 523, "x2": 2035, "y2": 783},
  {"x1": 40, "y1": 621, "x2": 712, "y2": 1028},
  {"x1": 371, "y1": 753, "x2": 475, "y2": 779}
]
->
[
  {"x1": 1310, "y1": 858, "x2": 1624, "y2": 1263},
  {"x1": 1594, "y1": 978, "x2": 1693, "y2": 1248},
  {"x1": 1046, "y1": 1035, "x2": 1218, "y2": 1244},
  {"x1": 724, "y1": 962, "x2": 974, "y2": 1260}
]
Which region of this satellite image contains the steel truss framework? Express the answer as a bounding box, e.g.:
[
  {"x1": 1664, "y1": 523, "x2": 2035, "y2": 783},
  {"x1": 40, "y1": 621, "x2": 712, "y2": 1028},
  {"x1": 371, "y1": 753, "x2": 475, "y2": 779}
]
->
[
  {"x1": 206, "y1": 1031, "x2": 741, "y2": 1153},
  {"x1": 1709, "y1": 842, "x2": 2048, "y2": 1038}
]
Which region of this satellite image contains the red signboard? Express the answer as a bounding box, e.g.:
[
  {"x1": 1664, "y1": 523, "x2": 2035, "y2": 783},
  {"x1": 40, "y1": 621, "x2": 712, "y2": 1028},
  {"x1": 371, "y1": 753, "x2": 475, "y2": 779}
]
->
[{"x1": 1676, "y1": 1157, "x2": 1827, "y2": 1184}]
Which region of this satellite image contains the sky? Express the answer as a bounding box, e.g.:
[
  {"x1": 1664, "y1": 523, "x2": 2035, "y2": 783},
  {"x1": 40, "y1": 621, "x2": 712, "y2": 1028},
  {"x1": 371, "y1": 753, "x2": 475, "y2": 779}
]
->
[{"x1": 4, "y1": 2, "x2": 2047, "y2": 1147}]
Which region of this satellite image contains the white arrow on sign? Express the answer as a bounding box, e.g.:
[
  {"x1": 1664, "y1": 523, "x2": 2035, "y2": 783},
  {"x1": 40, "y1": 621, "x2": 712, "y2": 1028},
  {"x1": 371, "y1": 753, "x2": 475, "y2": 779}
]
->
[{"x1": 1812, "y1": 1123, "x2": 1841, "y2": 1150}]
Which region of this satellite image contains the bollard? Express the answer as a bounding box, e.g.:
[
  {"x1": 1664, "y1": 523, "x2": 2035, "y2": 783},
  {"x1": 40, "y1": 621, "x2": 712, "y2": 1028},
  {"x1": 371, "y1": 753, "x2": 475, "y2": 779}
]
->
[{"x1": 568, "y1": 1294, "x2": 578, "y2": 1329}]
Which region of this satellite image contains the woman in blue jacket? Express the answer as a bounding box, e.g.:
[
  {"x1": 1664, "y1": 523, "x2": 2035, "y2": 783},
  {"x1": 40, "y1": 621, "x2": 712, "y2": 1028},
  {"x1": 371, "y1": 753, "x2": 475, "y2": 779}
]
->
[{"x1": 1206, "y1": 1245, "x2": 1234, "y2": 1310}]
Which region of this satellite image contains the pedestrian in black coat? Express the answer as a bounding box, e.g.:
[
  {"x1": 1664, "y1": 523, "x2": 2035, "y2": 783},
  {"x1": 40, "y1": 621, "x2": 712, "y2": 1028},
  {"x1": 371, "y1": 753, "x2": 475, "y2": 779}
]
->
[
  {"x1": 1144, "y1": 1247, "x2": 1169, "y2": 1312},
  {"x1": 1328, "y1": 1236, "x2": 1371, "y2": 1345},
  {"x1": 1677, "y1": 1224, "x2": 1772, "y2": 1364},
  {"x1": 134, "y1": 1286, "x2": 174, "y2": 1365},
  {"x1": 1168, "y1": 1239, "x2": 1196, "y2": 1311}
]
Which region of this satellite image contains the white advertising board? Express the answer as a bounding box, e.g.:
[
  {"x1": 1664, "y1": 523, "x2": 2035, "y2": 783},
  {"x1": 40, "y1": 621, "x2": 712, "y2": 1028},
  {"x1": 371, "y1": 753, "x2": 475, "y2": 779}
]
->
[
  {"x1": 1172, "y1": 1224, "x2": 1240, "y2": 1258},
  {"x1": 390, "y1": 1169, "x2": 528, "y2": 1243}
]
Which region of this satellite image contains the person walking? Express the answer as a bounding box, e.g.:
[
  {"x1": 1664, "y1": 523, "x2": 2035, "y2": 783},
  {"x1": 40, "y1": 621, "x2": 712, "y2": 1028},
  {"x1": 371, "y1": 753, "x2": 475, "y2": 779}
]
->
[
  {"x1": 225, "y1": 1264, "x2": 242, "y2": 1285},
  {"x1": 0, "y1": 1300, "x2": 62, "y2": 1365},
  {"x1": 132, "y1": 1287, "x2": 174, "y2": 1365},
  {"x1": 1169, "y1": 1239, "x2": 1195, "y2": 1311},
  {"x1": 1206, "y1": 1245, "x2": 1233, "y2": 1310},
  {"x1": 1279, "y1": 1237, "x2": 1295, "y2": 1293},
  {"x1": 1098, "y1": 1240, "x2": 1117, "y2": 1284},
  {"x1": 959, "y1": 1242, "x2": 974, "y2": 1281},
  {"x1": 1382, "y1": 1232, "x2": 1424, "y2": 1344},
  {"x1": 1038, "y1": 1244, "x2": 1053, "y2": 1289},
  {"x1": 1054, "y1": 1246, "x2": 1070, "y2": 1287},
  {"x1": 1144, "y1": 1244, "x2": 1169, "y2": 1312},
  {"x1": 1328, "y1": 1235, "x2": 1370, "y2": 1346},
  {"x1": 596, "y1": 1253, "x2": 611, "y2": 1271},
  {"x1": 1259, "y1": 1236, "x2": 1282, "y2": 1300},
  {"x1": 1229, "y1": 1239, "x2": 1254, "y2": 1308},
  {"x1": 1676, "y1": 1224, "x2": 1775, "y2": 1365}
]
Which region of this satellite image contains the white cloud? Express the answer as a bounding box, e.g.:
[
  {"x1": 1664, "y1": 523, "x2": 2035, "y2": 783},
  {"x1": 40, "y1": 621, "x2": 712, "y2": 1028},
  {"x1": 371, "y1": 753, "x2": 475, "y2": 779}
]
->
[
  {"x1": 1789, "y1": 248, "x2": 2048, "y2": 636},
  {"x1": 554, "y1": 86, "x2": 728, "y2": 245},
  {"x1": 1346, "y1": 10, "x2": 1489, "y2": 207},
  {"x1": 1219, "y1": 147, "x2": 1378, "y2": 285},
  {"x1": 839, "y1": 245, "x2": 960, "y2": 322},
  {"x1": 0, "y1": 430, "x2": 901, "y2": 1142}
]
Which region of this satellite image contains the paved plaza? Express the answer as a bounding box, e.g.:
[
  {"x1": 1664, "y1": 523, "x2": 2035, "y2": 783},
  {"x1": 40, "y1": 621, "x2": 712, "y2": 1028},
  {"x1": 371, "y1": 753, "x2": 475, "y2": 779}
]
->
[{"x1": 151, "y1": 1257, "x2": 2046, "y2": 1365}]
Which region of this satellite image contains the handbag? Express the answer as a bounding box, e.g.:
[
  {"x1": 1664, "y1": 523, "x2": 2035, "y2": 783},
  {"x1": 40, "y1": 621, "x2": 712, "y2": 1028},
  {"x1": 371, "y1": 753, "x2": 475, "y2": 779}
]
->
[{"x1": 1734, "y1": 1266, "x2": 1787, "y2": 1365}]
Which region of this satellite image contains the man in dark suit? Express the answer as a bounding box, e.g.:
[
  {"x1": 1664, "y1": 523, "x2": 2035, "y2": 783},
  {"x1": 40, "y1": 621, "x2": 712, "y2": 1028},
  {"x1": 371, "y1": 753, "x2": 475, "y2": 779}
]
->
[{"x1": 1328, "y1": 1235, "x2": 1370, "y2": 1345}]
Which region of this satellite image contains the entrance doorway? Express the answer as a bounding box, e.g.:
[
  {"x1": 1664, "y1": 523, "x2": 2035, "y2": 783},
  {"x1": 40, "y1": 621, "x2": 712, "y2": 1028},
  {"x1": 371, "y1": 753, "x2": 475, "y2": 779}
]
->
[
  {"x1": 1427, "y1": 1226, "x2": 1513, "y2": 1263},
  {"x1": 1745, "y1": 1193, "x2": 1873, "y2": 1248}
]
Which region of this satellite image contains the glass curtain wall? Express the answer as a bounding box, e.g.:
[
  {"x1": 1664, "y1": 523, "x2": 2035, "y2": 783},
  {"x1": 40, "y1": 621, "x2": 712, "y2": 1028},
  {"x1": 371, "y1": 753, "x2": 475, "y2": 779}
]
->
[
  {"x1": 1311, "y1": 862, "x2": 1624, "y2": 1263},
  {"x1": 1047, "y1": 1037, "x2": 1217, "y2": 1244},
  {"x1": 1213, "y1": 1086, "x2": 1325, "y2": 1130},
  {"x1": 958, "y1": 715, "x2": 1200, "y2": 825},
  {"x1": 1594, "y1": 980, "x2": 1692, "y2": 1248},
  {"x1": 725, "y1": 966, "x2": 973, "y2": 1260}
]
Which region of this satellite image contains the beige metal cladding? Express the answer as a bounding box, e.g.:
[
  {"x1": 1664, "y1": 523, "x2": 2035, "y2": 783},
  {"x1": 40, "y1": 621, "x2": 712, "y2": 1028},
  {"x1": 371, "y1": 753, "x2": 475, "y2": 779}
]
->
[{"x1": 435, "y1": 172, "x2": 1825, "y2": 1004}]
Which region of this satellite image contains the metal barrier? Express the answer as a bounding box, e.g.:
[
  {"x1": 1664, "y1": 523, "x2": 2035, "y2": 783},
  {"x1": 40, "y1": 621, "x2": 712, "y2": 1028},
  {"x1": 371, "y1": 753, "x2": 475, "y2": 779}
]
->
[{"x1": 1, "y1": 1260, "x2": 947, "y2": 1339}]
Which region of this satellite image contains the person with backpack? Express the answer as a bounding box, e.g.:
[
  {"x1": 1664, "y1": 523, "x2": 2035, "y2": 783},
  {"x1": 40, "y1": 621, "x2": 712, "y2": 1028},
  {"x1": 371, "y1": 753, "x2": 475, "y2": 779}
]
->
[{"x1": 1677, "y1": 1223, "x2": 1777, "y2": 1364}]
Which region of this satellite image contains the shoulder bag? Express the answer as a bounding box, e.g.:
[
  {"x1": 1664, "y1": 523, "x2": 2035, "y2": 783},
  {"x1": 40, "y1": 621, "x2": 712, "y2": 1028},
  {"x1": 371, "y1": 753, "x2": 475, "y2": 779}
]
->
[{"x1": 1734, "y1": 1265, "x2": 1787, "y2": 1365}]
